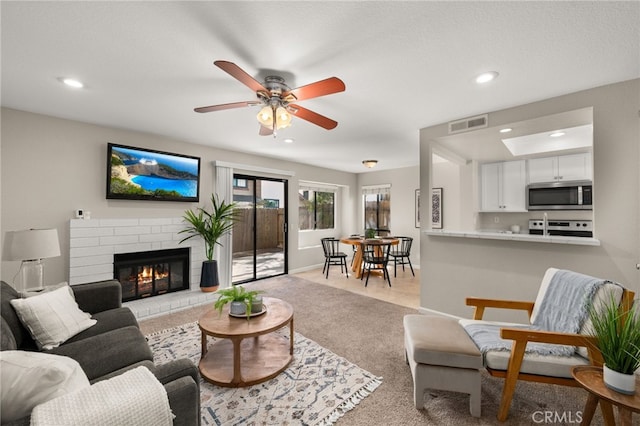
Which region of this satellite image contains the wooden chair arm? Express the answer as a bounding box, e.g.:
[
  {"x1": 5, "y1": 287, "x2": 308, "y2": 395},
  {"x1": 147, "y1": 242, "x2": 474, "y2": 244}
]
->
[
  {"x1": 500, "y1": 328, "x2": 604, "y2": 365},
  {"x1": 465, "y1": 297, "x2": 535, "y2": 320}
]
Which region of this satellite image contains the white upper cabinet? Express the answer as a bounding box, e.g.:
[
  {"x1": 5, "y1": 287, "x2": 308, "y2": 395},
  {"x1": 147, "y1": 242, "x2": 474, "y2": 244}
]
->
[
  {"x1": 480, "y1": 160, "x2": 527, "y2": 212},
  {"x1": 528, "y1": 153, "x2": 592, "y2": 183}
]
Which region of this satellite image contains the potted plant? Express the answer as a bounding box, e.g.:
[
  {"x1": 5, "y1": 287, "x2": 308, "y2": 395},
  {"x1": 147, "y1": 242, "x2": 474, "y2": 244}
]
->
[
  {"x1": 587, "y1": 294, "x2": 640, "y2": 395},
  {"x1": 214, "y1": 285, "x2": 264, "y2": 319},
  {"x1": 179, "y1": 194, "x2": 240, "y2": 292}
]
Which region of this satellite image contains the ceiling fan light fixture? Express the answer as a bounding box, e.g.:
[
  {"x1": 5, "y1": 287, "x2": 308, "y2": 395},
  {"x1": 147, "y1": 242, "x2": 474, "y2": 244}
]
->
[
  {"x1": 257, "y1": 106, "x2": 273, "y2": 126},
  {"x1": 275, "y1": 106, "x2": 292, "y2": 129},
  {"x1": 257, "y1": 105, "x2": 292, "y2": 130},
  {"x1": 362, "y1": 160, "x2": 378, "y2": 168}
]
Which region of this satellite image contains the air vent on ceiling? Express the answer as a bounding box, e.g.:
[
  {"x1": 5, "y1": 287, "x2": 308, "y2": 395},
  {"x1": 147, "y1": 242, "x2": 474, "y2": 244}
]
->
[{"x1": 448, "y1": 114, "x2": 488, "y2": 134}]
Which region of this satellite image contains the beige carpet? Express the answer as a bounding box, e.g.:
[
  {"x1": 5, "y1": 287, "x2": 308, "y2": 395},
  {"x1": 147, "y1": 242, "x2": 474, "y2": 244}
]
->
[{"x1": 140, "y1": 275, "x2": 603, "y2": 425}]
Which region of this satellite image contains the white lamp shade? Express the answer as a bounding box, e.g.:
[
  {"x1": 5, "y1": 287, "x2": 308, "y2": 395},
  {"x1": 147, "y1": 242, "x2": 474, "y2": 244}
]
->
[{"x1": 3, "y1": 229, "x2": 61, "y2": 261}]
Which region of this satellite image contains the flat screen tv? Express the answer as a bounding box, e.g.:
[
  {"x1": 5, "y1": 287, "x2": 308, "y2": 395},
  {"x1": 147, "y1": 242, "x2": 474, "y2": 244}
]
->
[{"x1": 107, "y1": 143, "x2": 200, "y2": 202}]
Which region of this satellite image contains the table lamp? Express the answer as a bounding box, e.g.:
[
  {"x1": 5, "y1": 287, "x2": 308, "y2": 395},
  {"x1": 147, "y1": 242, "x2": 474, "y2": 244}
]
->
[{"x1": 3, "y1": 228, "x2": 61, "y2": 292}]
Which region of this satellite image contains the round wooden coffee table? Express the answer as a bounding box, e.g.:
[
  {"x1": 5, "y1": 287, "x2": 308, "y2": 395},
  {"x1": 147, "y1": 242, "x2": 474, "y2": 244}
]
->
[{"x1": 198, "y1": 296, "x2": 294, "y2": 387}]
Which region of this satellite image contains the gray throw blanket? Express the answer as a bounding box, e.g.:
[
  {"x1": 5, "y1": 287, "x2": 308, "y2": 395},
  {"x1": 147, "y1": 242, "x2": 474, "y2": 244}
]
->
[{"x1": 464, "y1": 270, "x2": 607, "y2": 357}]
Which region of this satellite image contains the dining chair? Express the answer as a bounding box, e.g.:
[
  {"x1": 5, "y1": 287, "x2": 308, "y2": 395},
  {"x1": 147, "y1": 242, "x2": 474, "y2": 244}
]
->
[
  {"x1": 349, "y1": 234, "x2": 361, "y2": 266},
  {"x1": 360, "y1": 240, "x2": 391, "y2": 287},
  {"x1": 320, "y1": 238, "x2": 349, "y2": 279},
  {"x1": 389, "y1": 236, "x2": 414, "y2": 277}
]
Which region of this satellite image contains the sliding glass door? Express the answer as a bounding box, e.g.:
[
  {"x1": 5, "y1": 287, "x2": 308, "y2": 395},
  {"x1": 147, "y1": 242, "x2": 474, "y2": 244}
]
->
[{"x1": 232, "y1": 175, "x2": 287, "y2": 283}]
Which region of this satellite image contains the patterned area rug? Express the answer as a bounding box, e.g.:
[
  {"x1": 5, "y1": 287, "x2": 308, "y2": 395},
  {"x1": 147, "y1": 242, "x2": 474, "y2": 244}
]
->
[{"x1": 146, "y1": 322, "x2": 382, "y2": 425}]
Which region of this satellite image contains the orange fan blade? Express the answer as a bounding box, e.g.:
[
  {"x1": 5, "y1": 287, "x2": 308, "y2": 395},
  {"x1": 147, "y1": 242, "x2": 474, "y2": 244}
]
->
[
  {"x1": 214, "y1": 60, "x2": 267, "y2": 93},
  {"x1": 283, "y1": 77, "x2": 345, "y2": 102},
  {"x1": 259, "y1": 125, "x2": 273, "y2": 136},
  {"x1": 288, "y1": 104, "x2": 338, "y2": 130},
  {"x1": 194, "y1": 101, "x2": 261, "y2": 113}
]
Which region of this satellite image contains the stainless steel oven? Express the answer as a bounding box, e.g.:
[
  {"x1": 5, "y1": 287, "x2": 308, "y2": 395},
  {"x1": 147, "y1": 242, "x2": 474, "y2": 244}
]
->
[
  {"x1": 527, "y1": 180, "x2": 592, "y2": 210},
  {"x1": 529, "y1": 219, "x2": 593, "y2": 237}
]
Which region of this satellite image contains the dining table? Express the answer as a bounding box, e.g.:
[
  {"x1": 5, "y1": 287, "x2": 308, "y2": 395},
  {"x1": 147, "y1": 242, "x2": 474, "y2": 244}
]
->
[{"x1": 339, "y1": 236, "x2": 399, "y2": 279}]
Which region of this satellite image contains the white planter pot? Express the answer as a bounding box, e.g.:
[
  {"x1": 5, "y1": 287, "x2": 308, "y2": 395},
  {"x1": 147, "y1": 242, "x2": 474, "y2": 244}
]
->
[
  {"x1": 603, "y1": 364, "x2": 636, "y2": 395},
  {"x1": 229, "y1": 301, "x2": 246, "y2": 316}
]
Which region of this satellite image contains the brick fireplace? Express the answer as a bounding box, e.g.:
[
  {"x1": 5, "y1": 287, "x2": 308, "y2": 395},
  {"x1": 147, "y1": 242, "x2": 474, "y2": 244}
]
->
[{"x1": 69, "y1": 218, "x2": 217, "y2": 319}]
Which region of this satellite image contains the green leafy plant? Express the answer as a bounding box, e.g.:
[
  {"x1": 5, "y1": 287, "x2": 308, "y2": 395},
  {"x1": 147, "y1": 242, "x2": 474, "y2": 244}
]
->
[
  {"x1": 179, "y1": 194, "x2": 240, "y2": 261},
  {"x1": 587, "y1": 294, "x2": 640, "y2": 374},
  {"x1": 214, "y1": 285, "x2": 264, "y2": 318},
  {"x1": 365, "y1": 228, "x2": 376, "y2": 239}
]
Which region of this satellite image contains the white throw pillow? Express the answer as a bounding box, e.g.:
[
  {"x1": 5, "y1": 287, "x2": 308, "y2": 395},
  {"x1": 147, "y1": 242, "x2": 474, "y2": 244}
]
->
[
  {"x1": 10, "y1": 284, "x2": 96, "y2": 350},
  {"x1": 0, "y1": 351, "x2": 90, "y2": 423}
]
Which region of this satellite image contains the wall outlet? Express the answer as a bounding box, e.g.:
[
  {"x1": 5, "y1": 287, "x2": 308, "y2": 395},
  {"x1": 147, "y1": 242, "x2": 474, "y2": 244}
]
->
[
  {"x1": 494, "y1": 216, "x2": 499, "y2": 223},
  {"x1": 75, "y1": 209, "x2": 84, "y2": 219}
]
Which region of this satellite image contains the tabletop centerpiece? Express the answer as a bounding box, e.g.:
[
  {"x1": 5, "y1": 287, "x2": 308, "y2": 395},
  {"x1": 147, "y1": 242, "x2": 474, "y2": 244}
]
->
[{"x1": 214, "y1": 285, "x2": 265, "y2": 319}]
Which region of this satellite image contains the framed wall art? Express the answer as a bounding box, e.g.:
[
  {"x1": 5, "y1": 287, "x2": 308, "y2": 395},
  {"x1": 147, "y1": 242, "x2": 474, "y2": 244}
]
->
[{"x1": 432, "y1": 187, "x2": 443, "y2": 229}]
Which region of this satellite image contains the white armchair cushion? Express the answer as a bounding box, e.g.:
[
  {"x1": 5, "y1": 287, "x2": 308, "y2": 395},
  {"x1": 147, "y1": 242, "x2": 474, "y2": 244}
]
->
[
  {"x1": 9, "y1": 284, "x2": 96, "y2": 350},
  {"x1": 459, "y1": 319, "x2": 591, "y2": 377},
  {"x1": 484, "y1": 350, "x2": 589, "y2": 378},
  {"x1": 0, "y1": 351, "x2": 90, "y2": 423}
]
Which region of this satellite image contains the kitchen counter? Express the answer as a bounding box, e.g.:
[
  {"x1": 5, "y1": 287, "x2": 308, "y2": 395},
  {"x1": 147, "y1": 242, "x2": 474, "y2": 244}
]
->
[{"x1": 424, "y1": 230, "x2": 600, "y2": 246}]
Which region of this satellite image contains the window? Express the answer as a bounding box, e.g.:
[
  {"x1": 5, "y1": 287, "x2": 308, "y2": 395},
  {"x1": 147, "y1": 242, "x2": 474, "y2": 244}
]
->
[
  {"x1": 263, "y1": 198, "x2": 279, "y2": 208},
  {"x1": 299, "y1": 189, "x2": 335, "y2": 230},
  {"x1": 233, "y1": 178, "x2": 248, "y2": 188},
  {"x1": 363, "y1": 185, "x2": 390, "y2": 232}
]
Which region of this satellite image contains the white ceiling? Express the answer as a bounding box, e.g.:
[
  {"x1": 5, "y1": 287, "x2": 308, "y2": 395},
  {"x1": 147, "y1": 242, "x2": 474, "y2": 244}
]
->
[{"x1": 1, "y1": 1, "x2": 638, "y2": 173}]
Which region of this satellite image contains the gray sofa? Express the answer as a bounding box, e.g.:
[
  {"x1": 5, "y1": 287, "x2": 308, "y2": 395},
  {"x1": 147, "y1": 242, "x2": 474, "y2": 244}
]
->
[{"x1": 1, "y1": 280, "x2": 200, "y2": 425}]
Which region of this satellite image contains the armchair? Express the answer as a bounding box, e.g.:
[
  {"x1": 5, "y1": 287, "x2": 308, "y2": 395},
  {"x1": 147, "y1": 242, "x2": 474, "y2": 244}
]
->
[{"x1": 463, "y1": 268, "x2": 635, "y2": 422}]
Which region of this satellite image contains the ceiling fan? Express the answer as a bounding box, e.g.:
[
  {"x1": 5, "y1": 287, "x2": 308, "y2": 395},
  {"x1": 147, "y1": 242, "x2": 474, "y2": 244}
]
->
[{"x1": 195, "y1": 61, "x2": 345, "y2": 136}]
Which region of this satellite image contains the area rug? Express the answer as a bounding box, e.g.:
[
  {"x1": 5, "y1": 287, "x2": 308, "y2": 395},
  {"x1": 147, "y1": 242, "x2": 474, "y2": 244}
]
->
[{"x1": 146, "y1": 322, "x2": 382, "y2": 425}]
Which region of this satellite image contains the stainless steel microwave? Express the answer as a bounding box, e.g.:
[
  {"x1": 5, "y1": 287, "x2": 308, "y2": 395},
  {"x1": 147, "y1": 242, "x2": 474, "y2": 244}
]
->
[{"x1": 527, "y1": 181, "x2": 593, "y2": 210}]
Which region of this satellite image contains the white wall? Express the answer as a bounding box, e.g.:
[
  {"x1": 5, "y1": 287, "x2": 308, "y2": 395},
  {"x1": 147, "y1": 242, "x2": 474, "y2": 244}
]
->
[
  {"x1": 0, "y1": 108, "x2": 358, "y2": 284},
  {"x1": 0, "y1": 108, "x2": 419, "y2": 283},
  {"x1": 419, "y1": 79, "x2": 640, "y2": 321}
]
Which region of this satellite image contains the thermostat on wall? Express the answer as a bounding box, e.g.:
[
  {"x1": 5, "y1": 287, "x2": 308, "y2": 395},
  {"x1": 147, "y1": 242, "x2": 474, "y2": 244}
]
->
[{"x1": 75, "y1": 209, "x2": 84, "y2": 219}]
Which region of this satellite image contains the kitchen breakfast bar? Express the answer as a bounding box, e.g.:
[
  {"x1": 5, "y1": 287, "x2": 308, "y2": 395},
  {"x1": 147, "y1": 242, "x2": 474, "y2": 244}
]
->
[{"x1": 424, "y1": 230, "x2": 600, "y2": 246}]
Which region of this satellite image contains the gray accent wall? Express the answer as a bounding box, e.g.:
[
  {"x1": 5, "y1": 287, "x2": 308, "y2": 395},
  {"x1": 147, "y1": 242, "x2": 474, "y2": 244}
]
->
[{"x1": 420, "y1": 79, "x2": 640, "y2": 321}]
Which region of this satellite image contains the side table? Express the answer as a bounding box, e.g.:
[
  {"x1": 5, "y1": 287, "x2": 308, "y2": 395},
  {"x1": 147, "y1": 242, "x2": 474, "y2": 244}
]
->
[{"x1": 571, "y1": 366, "x2": 640, "y2": 426}]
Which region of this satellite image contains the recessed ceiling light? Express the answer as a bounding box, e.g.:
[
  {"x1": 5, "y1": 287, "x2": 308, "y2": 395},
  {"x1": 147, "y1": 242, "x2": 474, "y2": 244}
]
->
[
  {"x1": 283, "y1": 138, "x2": 294, "y2": 144},
  {"x1": 549, "y1": 131, "x2": 565, "y2": 138},
  {"x1": 60, "y1": 78, "x2": 84, "y2": 89},
  {"x1": 499, "y1": 128, "x2": 512, "y2": 133},
  {"x1": 475, "y1": 71, "x2": 499, "y2": 84}
]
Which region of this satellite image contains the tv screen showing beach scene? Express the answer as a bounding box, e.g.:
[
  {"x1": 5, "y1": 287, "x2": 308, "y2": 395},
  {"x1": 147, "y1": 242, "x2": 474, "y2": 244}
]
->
[{"x1": 107, "y1": 143, "x2": 200, "y2": 202}]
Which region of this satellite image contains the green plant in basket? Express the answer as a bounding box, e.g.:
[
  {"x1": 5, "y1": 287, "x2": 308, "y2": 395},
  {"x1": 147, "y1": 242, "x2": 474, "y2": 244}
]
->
[{"x1": 214, "y1": 285, "x2": 264, "y2": 319}]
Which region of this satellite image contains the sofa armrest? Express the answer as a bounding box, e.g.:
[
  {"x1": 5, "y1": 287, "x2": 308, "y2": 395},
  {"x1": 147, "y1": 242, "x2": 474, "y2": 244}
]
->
[
  {"x1": 164, "y1": 376, "x2": 201, "y2": 426},
  {"x1": 72, "y1": 280, "x2": 122, "y2": 314},
  {"x1": 152, "y1": 358, "x2": 199, "y2": 387},
  {"x1": 46, "y1": 326, "x2": 153, "y2": 381}
]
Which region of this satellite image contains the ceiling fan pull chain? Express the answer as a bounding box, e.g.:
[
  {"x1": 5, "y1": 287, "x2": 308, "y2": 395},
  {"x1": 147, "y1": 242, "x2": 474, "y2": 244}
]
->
[{"x1": 272, "y1": 104, "x2": 278, "y2": 138}]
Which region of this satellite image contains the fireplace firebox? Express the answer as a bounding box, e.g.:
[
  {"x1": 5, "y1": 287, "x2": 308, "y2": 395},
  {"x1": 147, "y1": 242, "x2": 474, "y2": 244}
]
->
[{"x1": 114, "y1": 248, "x2": 189, "y2": 302}]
